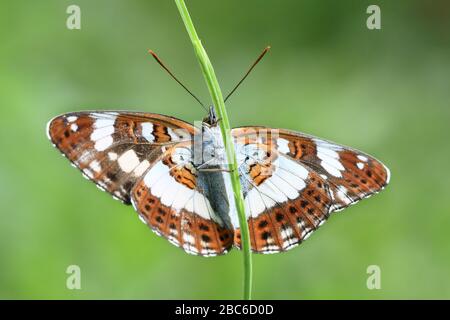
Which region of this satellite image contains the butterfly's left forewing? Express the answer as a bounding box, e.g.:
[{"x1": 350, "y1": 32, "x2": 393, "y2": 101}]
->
[{"x1": 47, "y1": 111, "x2": 195, "y2": 203}]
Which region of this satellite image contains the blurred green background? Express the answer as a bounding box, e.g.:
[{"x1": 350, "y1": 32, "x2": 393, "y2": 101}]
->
[{"x1": 1, "y1": 0, "x2": 449, "y2": 299}]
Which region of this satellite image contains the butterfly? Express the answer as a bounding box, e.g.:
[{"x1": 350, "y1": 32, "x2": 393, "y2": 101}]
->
[{"x1": 47, "y1": 106, "x2": 390, "y2": 256}]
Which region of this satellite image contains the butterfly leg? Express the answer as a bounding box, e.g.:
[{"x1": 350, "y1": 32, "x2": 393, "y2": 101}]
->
[
  {"x1": 195, "y1": 157, "x2": 218, "y2": 170},
  {"x1": 195, "y1": 156, "x2": 235, "y2": 173},
  {"x1": 198, "y1": 167, "x2": 233, "y2": 173}
]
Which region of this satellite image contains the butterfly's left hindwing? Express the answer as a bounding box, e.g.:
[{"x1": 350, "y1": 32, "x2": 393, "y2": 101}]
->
[
  {"x1": 47, "y1": 111, "x2": 195, "y2": 203},
  {"x1": 131, "y1": 143, "x2": 234, "y2": 256}
]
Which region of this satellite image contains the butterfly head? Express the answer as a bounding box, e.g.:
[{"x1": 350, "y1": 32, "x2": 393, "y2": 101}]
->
[{"x1": 203, "y1": 106, "x2": 219, "y2": 127}]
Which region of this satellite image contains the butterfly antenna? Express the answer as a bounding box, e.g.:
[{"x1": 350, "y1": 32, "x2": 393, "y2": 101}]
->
[
  {"x1": 224, "y1": 46, "x2": 271, "y2": 103},
  {"x1": 148, "y1": 50, "x2": 207, "y2": 112}
]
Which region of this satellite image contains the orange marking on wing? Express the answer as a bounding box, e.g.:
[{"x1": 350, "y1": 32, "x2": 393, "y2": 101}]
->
[
  {"x1": 49, "y1": 116, "x2": 95, "y2": 158},
  {"x1": 114, "y1": 118, "x2": 138, "y2": 144},
  {"x1": 162, "y1": 155, "x2": 197, "y2": 190},
  {"x1": 247, "y1": 144, "x2": 278, "y2": 186},
  {"x1": 152, "y1": 124, "x2": 171, "y2": 143},
  {"x1": 336, "y1": 150, "x2": 389, "y2": 193},
  {"x1": 132, "y1": 180, "x2": 233, "y2": 256},
  {"x1": 284, "y1": 136, "x2": 316, "y2": 161},
  {"x1": 235, "y1": 172, "x2": 332, "y2": 253}
]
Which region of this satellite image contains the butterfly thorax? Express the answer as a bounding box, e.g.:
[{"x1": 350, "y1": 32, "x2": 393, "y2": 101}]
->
[
  {"x1": 192, "y1": 123, "x2": 234, "y2": 228},
  {"x1": 198, "y1": 124, "x2": 226, "y2": 167},
  {"x1": 202, "y1": 105, "x2": 219, "y2": 126}
]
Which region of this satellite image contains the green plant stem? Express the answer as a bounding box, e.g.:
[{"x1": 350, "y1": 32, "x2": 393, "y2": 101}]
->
[{"x1": 174, "y1": 0, "x2": 252, "y2": 300}]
